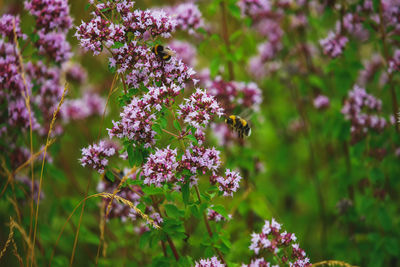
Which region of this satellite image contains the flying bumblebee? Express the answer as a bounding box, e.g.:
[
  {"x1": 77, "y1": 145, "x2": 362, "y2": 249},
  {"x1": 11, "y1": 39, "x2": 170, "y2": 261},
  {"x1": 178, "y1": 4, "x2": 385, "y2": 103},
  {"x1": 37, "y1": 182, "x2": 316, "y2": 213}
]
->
[
  {"x1": 225, "y1": 115, "x2": 251, "y2": 138},
  {"x1": 151, "y1": 44, "x2": 175, "y2": 61}
]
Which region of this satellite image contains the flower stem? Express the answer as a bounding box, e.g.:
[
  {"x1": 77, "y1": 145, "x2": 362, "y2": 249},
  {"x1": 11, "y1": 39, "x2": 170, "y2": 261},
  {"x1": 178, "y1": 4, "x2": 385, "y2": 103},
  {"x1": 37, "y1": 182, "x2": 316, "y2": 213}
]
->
[
  {"x1": 161, "y1": 128, "x2": 179, "y2": 138},
  {"x1": 378, "y1": 2, "x2": 399, "y2": 132},
  {"x1": 220, "y1": 0, "x2": 235, "y2": 81},
  {"x1": 150, "y1": 196, "x2": 180, "y2": 261},
  {"x1": 194, "y1": 185, "x2": 227, "y2": 265}
]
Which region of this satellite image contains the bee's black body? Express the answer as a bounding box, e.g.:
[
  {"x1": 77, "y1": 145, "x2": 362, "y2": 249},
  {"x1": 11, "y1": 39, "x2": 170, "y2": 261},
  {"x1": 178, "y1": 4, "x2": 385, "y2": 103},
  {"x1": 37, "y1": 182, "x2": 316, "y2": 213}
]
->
[
  {"x1": 225, "y1": 115, "x2": 251, "y2": 139},
  {"x1": 152, "y1": 44, "x2": 173, "y2": 61}
]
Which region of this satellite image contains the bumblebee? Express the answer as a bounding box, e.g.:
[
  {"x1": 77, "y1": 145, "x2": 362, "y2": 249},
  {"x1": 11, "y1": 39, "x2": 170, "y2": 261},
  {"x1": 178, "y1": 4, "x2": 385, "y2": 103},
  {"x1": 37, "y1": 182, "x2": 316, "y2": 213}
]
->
[
  {"x1": 151, "y1": 44, "x2": 175, "y2": 61},
  {"x1": 225, "y1": 115, "x2": 251, "y2": 138}
]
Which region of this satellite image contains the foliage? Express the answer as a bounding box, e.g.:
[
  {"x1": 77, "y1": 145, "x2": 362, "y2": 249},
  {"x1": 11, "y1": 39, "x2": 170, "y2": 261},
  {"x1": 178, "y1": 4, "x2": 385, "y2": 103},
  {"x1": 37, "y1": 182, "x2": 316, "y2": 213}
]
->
[{"x1": 1, "y1": 0, "x2": 400, "y2": 266}]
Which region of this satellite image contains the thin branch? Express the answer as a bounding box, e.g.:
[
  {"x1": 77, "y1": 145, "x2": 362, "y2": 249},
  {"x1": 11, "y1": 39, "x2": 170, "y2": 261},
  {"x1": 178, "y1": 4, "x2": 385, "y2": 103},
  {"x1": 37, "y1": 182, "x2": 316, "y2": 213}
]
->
[{"x1": 194, "y1": 185, "x2": 227, "y2": 265}]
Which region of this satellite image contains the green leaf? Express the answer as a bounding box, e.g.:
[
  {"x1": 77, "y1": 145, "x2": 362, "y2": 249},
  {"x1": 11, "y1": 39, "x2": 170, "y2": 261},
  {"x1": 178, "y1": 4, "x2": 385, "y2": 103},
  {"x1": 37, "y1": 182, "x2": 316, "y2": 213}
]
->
[
  {"x1": 46, "y1": 164, "x2": 66, "y2": 182},
  {"x1": 139, "y1": 231, "x2": 151, "y2": 248},
  {"x1": 111, "y1": 42, "x2": 125, "y2": 49},
  {"x1": 142, "y1": 186, "x2": 164, "y2": 195},
  {"x1": 127, "y1": 145, "x2": 135, "y2": 167},
  {"x1": 165, "y1": 204, "x2": 184, "y2": 219},
  {"x1": 186, "y1": 135, "x2": 198, "y2": 145},
  {"x1": 182, "y1": 183, "x2": 190, "y2": 205},
  {"x1": 228, "y1": 3, "x2": 241, "y2": 19},
  {"x1": 211, "y1": 205, "x2": 229, "y2": 219},
  {"x1": 372, "y1": 0, "x2": 380, "y2": 12},
  {"x1": 84, "y1": 3, "x2": 91, "y2": 11},
  {"x1": 159, "y1": 117, "x2": 167, "y2": 128},
  {"x1": 308, "y1": 74, "x2": 325, "y2": 90},
  {"x1": 190, "y1": 205, "x2": 201, "y2": 218},
  {"x1": 210, "y1": 58, "x2": 220, "y2": 77},
  {"x1": 105, "y1": 170, "x2": 115, "y2": 183},
  {"x1": 152, "y1": 123, "x2": 162, "y2": 134},
  {"x1": 173, "y1": 120, "x2": 182, "y2": 132}
]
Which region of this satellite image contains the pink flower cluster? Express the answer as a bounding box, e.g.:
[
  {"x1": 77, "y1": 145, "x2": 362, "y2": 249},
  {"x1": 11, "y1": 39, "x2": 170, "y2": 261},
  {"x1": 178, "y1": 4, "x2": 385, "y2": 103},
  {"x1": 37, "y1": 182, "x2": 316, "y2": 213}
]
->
[
  {"x1": 0, "y1": 8, "x2": 75, "y2": 143},
  {"x1": 37, "y1": 31, "x2": 71, "y2": 63},
  {"x1": 77, "y1": 1, "x2": 242, "y2": 198},
  {"x1": 26, "y1": 61, "x2": 63, "y2": 123},
  {"x1": 124, "y1": 9, "x2": 176, "y2": 39},
  {"x1": 178, "y1": 89, "x2": 224, "y2": 129},
  {"x1": 380, "y1": 0, "x2": 400, "y2": 29},
  {"x1": 207, "y1": 206, "x2": 231, "y2": 222},
  {"x1": 80, "y1": 140, "x2": 116, "y2": 174},
  {"x1": 0, "y1": 38, "x2": 27, "y2": 97},
  {"x1": 319, "y1": 31, "x2": 348, "y2": 58},
  {"x1": 180, "y1": 145, "x2": 221, "y2": 175},
  {"x1": 24, "y1": 0, "x2": 72, "y2": 33},
  {"x1": 108, "y1": 97, "x2": 157, "y2": 148},
  {"x1": 339, "y1": 13, "x2": 369, "y2": 41},
  {"x1": 388, "y1": 49, "x2": 400, "y2": 74},
  {"x1": 247, "y1": 218, "x2": 311, "y2": 267},
  {"x1": 75, "y1": 16, "x2": 126, "y2": 55},
  {"x1": 16, "y1": 175, "x2": 45, "y2": 203},
  {"x1": 342, "y1": 85, "x2": 386, "y2": 143},
  {"x1": 238, "y1": 0, "x2": 283, "y2": 76},
  {"x1": 237, "y1": 0, "x2": 272, "y2": 19},
  {"x1": 61, "y1": 92, "x2": 105, "y2": 122},
  {"x1": 110, "y1": 42, "x2": 195, "y2": 88},
  {"x1": 64, "y1": 63, "x2": 88, "y2": 84},
  {"x1": 25, "y1": 0, "x2": 72, "y2": 64},
  {"x1": 213, "y1": 170, "x2": 242, "y2": 197},
  {"x1": 358, "y1": 54, "x2": 383, "y2": 86},
  {"x1": 8, "y1": 98, "x2": 39, "y2": 130},
  {"x1": 143, "y1": 84, "x2": 181, "y2": 110},
  {"x1": 0, "y1": 38, "x2": 41, "y2": 132},
  {"x1": 313, "y1": 95, "x2": 330, "y2": 110},
  {"x1": 97, "y1": 174, "x2": 142, "y2": 222},
  {"x1": 168, "y1": 40, "x2": 197, "y2": 67},
  {"x1": 0, "y1": 14, "x2": 25, "y2": 41},
  {"x1": 167, "y1": 2, "x2": 204, "y2": 35},
  {"x1": 142, "y1": 147, "x2": 178, "y2": 187},
  {"x1": 140, "y1": 145, "x2": 241, "y2": 194},
  {"x1": 194, "y1": 256, "x2": 225, "y2": 267},
  {"x1": 205, "y1": 76, "x2": 263, "y2": 114}
]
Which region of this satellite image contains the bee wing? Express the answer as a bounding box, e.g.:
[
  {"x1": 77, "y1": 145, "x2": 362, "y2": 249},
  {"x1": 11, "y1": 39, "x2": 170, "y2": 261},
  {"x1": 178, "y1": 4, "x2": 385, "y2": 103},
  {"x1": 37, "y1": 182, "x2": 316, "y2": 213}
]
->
[
  {"x1": 164, "y1": 47, "x2": 176, "y2": 57},
  {"x1": 239, "y1": 108, "x2": 253, "y2": 120}
]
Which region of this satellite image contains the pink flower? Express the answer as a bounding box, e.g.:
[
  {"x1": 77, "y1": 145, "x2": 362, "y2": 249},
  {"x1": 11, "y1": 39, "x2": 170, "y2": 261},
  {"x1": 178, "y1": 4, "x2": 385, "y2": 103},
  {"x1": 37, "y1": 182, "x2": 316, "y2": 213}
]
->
[
  {"x1": 215, "y1": 169, "x2": 242, "y2": 197},
  {"x1": 319, "y1": 31, "x2": 348, "y2": 58},
  {"x1": 65, "y1": 63, "x2": 87, "y2": 84},
  {"x1": 194, "y1": 256, "x2": 225, "y2": 267},
  {"x1": 108, "y1": 97, "x2": 157, "y2": 148},
  {"x1": 178, "y1": 89, "x2": 224, "y2": 129},
  {"x1": 342, "y1": 85, "x2": 386, "y2": 143},
  {"x1": 207, "y1": 206, "x2": 231, "y2": 222},
  {"x1": 167, "y1": 3, "x2": 204, "y2": 35},
  {"x1": 313, "y1": 95, "x2": 330, "y2": 110},
  {"x1": 75, "y1": 16, "x2": 125, "y2": 55},
  {"x1": 248, "y1": 219, "x2": 310, "y2": 267},
  {"x1": 80, "y1": 140, "x2": 116, "y2": 174},
  {"x1": 123, "y1": 9, "x2": 176, "y2": 39},
  {"x1": 179, "y1": 145, "x2": 221, "y2": 175},
  {"x1": 25, "y1": 0, "x2": 73, "y2": 33},
  {"x1": 37, "y1": 31, "x2": 71, "y2": 63},
  {"x1": 388, "y1": 49, "x2": 400, "y2": 74},
  {"x1": 237, "y1": 0, "x2": 272, "y2": 19},
  {"x1": 142, "y1": 147, "x2": 178, "y2": 187},
  {"x1": 168, "y1": 40, "x2": 197, "y2": 66},
  {"x1": 0, "y1": 14, "x2": 25, "y2": 41}
]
